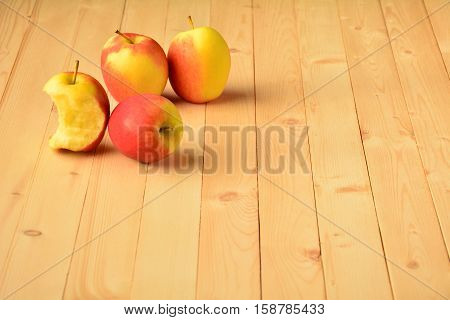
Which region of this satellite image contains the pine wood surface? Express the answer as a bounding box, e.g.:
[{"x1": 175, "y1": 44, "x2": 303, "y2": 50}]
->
[{"x1": 0, "y1": 0, "x2": 448, "y2": 299}]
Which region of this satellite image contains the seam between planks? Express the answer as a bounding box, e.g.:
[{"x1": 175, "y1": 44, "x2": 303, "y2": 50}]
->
[
  {"x1": 335, "y1": 0, "x2": 395, "y2": 299},
  {"x1": 377, "y1": 0, "x2": 450, "y2": 257},
  {"x1": 0, "y1": 0, "x2": 90, "y2": 296},
  {"x1": 250, "y1": 0, "x2": 263, "y2": 301},
  {"x1": 0, "y1": 0, "x2": 41, "y2": 281},
  {"x1": 5, "y1": 0, "x2": 104, "y2": 299},
  {"x1": 117, "y1": 0, "x2": 150, "y2": 298},
  {"x1": 195, "y1": 0, "x2": 212, "y2": 300},
  {"x1": 61, "y1": 0, "x2": 132, "y2": 300},
  {"x1": 0, "y1": 0, "x2": 40, "y2": 116},
  {"x1": 292, "y1": 0, "x2": 328, "y2": 300},
  {"x1": 58, "y1": 1, "x2": 114, "y2": 298},
  {"x1": 194, "y1": 102, "x2": 207, "y2": 300},
  {"x1": 420, "y1": 0, "x2": 450, "y2": 78}
]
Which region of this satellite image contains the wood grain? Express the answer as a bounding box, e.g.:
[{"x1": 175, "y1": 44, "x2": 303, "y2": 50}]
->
[
  {"x1": 63, "y1": 0, "x2": 165, "y2": 299},
  {"x1": 253, "y1": 0, "x2": 325, "y2": 299},
  {"x1": 130, "y1": 0, "x2": 207, "y2": 300},
  {"x1": 0, "y1": 0, "x2": 36, "y2": 276},
  {"x1": 337, "y1": 0, "x2": 450, "y2": 299},
  {"x1": 0, "y1": 0, "x2": 36, "y2": 98},
  {"x1": 0, "y1": 0, "x2": 90, "y2": 299},
  {"x1": 295, "y1": 0, "x2": 392, "y2": 299},
  {"x1": 423, "y1": 0, "x2": 450, "y2": 77},
  {"x1": 196, "y1": 0, "x2": 260, "y2": 299},
  {"x1": 2, "y1": 0, "x2": 126, "y2": 300},
  {"x1": 380, "y1": 0, "x2": 450, "y2": 254},
  {"x1": 0, "y1": 0, "x2": 448, "y2": 300}
]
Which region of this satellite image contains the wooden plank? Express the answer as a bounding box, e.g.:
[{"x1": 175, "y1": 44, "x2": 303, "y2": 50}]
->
[
  {"x1": 337, "y1": 0, "x2": 450, "y2": 299},
  {"x1": 0, "y1": 0, "x2": 36, "y2": 271},
  {"x1": 63, "y1": 0, "x2": 166, "y2": 299},
  {"x1": 0, "y1": 0, "x2": 37, "y2": 97},
  {"x1": 0, "y1": 0, "x2": 125, "y2": 299},
  {"x1": 423, "y1": 0, "x2": 450, "y2": 77},
  {"x1": 295, "y1": 0, "x2": 392, "y2": 299},
  {"x1": 0, "y1": 0, "x2": 83, "y2": 299},
  {"x1": 196, "y1": 0, "x2": 260, "y2": 299},
  {"x1": 253, "y1": 0, "x2": 325, "y2": 299},
  {"x1": 380, "y1": 0, "x2": 450, "y2": 253},
  {"x1": 130, "y1": 0, "x2": 208, "y2": 300}
]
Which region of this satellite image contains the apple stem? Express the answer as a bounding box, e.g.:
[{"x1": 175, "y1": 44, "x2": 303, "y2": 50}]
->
[
  {"x1": 187, "y1": 16, "x2": 195, "y2": 29},
  {"x1": 72, "y1": 60, "x2": 79, "y2": 84},
  {"x1": 115, "y1": 30, "x2": 133, "y2": 44}
]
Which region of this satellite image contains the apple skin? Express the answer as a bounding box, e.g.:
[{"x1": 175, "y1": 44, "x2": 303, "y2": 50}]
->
[
  {"x1": 168, "y1": 26, "x2": 231, "y2": 104},
  {"x1": 43, "y1": 72, "x2": 110, "y2": 152},
  {"x1": 108, "y1": 94, "x2": 183, "y2": 163},
  {"x1": 101, "y1": 32, "x2": 168, "y2": 102}
]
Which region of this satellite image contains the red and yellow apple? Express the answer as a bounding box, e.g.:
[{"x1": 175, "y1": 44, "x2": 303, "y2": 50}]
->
[
  {"x1": 108, "y1": 94, "x2": 183, "y2": 163},
  {"x1": 168, "y1": 17, "x2": 231, "y2": 104},
  {"x1": 43, "y1": 62, "x2": 110, "y2": 152},
  {"x1": 101, "y1": 31, "x2": 168, "y2": 102}
]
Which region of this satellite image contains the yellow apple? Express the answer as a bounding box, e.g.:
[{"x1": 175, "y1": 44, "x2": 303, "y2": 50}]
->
[
  {"x1": 43, "y1": 61, "x2": 110, "y2": 152},
  {"x1": 101, "y1": 31, "x2": 168, "y2": 102},
  {"x1": 168, "y1": 17, "x2": 231, "y2": 104}
]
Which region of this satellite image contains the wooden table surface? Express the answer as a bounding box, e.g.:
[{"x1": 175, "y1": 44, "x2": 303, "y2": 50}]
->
[{"x1": 0, "y1": 0, "x2": 449, "y2": 300}]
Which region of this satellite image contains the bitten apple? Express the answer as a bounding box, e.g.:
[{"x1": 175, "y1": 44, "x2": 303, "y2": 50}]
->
[
  {"x1": 168, "y1": 17, "x2": 231, "y2": 104},
  {"x1": 101, "y1": 31, "x2": 168, "y2": 102},
  {"x1": 43, "y1": 61, "x2": 110, "y2": 152},
  {"x1": 108, "y1": 94, "x2": 183, "y2": 163}
]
